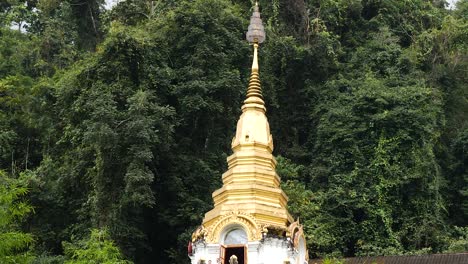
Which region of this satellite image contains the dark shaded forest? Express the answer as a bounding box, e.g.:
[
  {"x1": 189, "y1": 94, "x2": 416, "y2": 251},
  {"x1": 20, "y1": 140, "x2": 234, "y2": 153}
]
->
[{"x1": 0, "y1": 0, "x2": 467, "y2": 263}]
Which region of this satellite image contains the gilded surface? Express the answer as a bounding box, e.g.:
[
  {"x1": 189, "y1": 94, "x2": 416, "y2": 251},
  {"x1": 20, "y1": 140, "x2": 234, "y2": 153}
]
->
[
  {"x1": 206, "y1": 211, "x2": 261, "y2": 243},
  {"x1": 197, "y1": 41, "x2": 292, "y2": 242}
]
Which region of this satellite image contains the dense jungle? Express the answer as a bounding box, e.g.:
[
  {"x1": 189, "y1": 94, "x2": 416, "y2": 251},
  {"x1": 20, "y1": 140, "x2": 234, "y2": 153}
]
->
[{"x1": 0, "y1": 0, "x2": 467, "y2": 263}]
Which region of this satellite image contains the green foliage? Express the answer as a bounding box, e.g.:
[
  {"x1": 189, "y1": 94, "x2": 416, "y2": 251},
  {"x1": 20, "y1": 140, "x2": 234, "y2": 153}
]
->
[
  {"x1": 445, "y1": 226, "x2": 468, "y2": 253},
  {"x1": 32, "y1": 254, "x2": 65, "y2": 264},
  {"x1": 63, "y1": 229, "x2": 131, "y2": 264},
  {"x1": 104, "y1": 0, "x2": 176, "y2": 26},
  {"x1": 322, "y1": 258, "x2": 344, "y2": 264},
  {"x1": 0, "y1": 28, "x2": 37, "y2": 77},
  {"x1": 0, "y1": 0, "x2": 466, "y2": 263},
  {"x1": 308, "y1": 73, "x2": 446, "y2": 256},
  {"x1": 0, "y1": 0, "x2": 38, "y2": 30},
  {"x1": 0, "y1": 171, "x2": 35, "y2": 263},
  {"x1": 450, "y1": 129, "x2": 468, "y2": 224}
]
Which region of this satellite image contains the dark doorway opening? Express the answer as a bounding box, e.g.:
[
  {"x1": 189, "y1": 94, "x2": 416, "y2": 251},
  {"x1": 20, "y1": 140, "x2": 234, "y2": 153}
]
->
[{"x1": 224, "y1": 246, "x2": 245, "y2": 264}]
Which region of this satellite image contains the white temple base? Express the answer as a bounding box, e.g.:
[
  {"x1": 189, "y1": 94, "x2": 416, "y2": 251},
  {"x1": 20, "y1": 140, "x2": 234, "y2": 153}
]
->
[{"x1": 189, "y1": 238, "x2": 305, "y2": 264}]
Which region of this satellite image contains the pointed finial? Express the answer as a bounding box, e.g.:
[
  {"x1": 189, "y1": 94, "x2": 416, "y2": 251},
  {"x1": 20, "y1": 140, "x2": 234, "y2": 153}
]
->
[
  {"x1": 243, "y1": 1, "x2": 266, "y2": 109},
  {"x1": 246, "y1": 1, "x2": 265, "y2": 44}
]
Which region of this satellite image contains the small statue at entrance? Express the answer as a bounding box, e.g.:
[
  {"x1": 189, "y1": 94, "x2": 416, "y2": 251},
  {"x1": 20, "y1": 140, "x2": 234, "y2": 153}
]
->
[{"x1": 229, "y1": 255, "x2": 238, "y2": 264}]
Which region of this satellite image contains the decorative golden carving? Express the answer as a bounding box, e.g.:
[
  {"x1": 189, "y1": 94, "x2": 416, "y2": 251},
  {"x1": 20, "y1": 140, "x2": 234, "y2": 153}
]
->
[
  {"x1": 206, "y1": 211, "x2": 262, "y2": 243},
  {"x1": 192, "y1": 225, "x2": 208, "y2": 242},
  {"x1": 288, "y1": 219, "x2": 299, "y2": 239},
  {"x1": 288, "y1": 218, "x2": 309, "y2": 262},
  {"x1": 288, "y1": 218, "x2": 306, "y2": 249},
  {"x1": 260, "y1": 223, "x2": 289, "y2": 237}
]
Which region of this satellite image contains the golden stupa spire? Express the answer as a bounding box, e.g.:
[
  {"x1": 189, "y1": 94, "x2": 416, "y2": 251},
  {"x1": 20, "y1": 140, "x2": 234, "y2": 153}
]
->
[
  {"x1": 195, "y1": 2, "x2": 292, "y2": 244},
  {"x1": 191, "y1": 4, "x2": 308, "y2": 262},
  {"x1": 244, "y1": 1, "x2": 266, "y2": 109}
]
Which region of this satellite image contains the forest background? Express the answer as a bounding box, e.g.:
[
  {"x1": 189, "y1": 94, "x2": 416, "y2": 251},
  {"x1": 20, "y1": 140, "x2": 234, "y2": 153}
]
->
[{"x1": 0, "y1": 0, "x2": 467, "y2": 263}]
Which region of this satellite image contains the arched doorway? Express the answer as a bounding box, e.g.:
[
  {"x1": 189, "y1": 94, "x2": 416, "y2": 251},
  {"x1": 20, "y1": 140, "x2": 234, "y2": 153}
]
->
[{"x1": 220, "y1": 227, "x2": 248, "y2": 264}]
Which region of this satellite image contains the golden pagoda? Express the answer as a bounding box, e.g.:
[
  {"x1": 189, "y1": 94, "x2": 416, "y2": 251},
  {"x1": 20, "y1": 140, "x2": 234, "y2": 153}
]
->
[{"x1": 189, "y1": 3, "x2": 308, "y2": 264}]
